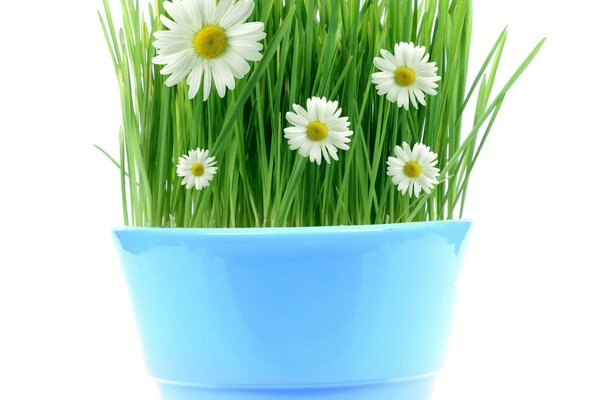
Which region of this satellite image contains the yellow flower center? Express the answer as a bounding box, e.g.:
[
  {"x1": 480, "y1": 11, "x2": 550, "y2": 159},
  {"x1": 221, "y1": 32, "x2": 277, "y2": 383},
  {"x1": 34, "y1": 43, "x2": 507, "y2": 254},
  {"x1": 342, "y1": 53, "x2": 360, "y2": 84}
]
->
[
  {"x1": 306, "y1": 121, "x2": 328, "y2": 142},
  {"x1": 394, "y1": 67, "x2": 416, "y2": 87},
  {"x1": 404, "y1": 161, "x2": 421, "y2": 178},
  {"x1": 191, "y1": 163, "x2": 205, "y2": 177},
  {"x1": 194, "y1": 25, "x2": 228, "y2": 59}
]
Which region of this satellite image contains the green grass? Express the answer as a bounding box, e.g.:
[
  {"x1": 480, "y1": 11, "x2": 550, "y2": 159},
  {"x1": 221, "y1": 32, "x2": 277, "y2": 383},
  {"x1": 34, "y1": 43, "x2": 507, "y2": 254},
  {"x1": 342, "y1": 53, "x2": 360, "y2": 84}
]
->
[{"x1": 99, "y1": 0, "x2": 544, "y2": 228}]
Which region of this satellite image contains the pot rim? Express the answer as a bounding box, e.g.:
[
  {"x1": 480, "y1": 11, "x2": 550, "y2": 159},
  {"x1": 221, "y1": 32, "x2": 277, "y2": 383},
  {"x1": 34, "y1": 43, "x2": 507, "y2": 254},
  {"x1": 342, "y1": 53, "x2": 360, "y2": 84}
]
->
[{"x1": 113, "y1": 219, "x2": 472, "y2": 236}]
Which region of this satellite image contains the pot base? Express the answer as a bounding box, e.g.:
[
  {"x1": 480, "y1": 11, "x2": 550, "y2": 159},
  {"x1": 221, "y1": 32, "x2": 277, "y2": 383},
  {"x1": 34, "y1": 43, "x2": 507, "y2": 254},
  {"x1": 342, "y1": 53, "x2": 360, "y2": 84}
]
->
[{"x1": 158, "y1": 377, "x2": 435, "y2": 400}]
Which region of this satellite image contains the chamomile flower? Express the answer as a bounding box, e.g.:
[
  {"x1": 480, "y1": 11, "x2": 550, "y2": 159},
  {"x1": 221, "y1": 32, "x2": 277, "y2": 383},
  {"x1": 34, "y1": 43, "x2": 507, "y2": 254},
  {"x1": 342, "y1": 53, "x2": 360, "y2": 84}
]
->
[
  {"x1": 387, "y1": 142, "x2": 440, "y2": 198},
  {"x1": 284, "y1": 97, "x2": 353, "y2": 165},
  {"x1": 176, "y1": 148, "x2": 218, "y2": 190},
  {"x1": 372, "y1": 42, "x2": 440, "y2": 110},
  {"x1": 153, "y1": 0, "x2": 266, "y2": 100}
]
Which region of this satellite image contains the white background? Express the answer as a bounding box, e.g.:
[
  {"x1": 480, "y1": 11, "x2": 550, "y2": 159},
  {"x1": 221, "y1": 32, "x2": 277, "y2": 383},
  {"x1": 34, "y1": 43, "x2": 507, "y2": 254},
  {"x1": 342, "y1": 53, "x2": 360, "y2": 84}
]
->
[{"x1": 1, "y1": 0, "x2": 599, "y2": 399}]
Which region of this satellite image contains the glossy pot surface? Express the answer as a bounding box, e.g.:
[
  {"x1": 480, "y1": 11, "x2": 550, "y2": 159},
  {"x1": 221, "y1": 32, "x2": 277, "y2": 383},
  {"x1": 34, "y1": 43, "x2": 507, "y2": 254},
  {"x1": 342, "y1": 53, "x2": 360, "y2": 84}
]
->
[{"x1": 114, "y1": 220, "x2": 471, "y2": 400}]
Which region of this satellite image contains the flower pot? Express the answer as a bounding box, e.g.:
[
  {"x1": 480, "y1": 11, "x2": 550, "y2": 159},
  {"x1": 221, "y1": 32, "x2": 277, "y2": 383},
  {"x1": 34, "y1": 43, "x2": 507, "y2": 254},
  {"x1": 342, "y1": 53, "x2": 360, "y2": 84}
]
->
[{"x1": 113, "y1": 220, "x2": 471, "y2": 400}]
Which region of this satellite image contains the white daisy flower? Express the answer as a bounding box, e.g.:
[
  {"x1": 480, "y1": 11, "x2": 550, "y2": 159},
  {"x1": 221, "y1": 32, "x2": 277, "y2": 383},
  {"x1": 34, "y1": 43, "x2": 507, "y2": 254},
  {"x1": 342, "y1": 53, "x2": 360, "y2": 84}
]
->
[
  {"x1": 284, "y1": 97, "x2": 353, "y2": 165},
  {"x1": 387, "y1": 142, "x2": 440, "y2": 198},
  {"x1": 372, "y1": 42, "x2": 441, "y2": 110},
  {"x1": 153, "y1": 0, "x2": 266, "y2": 100},
  {"x1": 176, "y1": 148, "x2": 218, "y2": 190}
]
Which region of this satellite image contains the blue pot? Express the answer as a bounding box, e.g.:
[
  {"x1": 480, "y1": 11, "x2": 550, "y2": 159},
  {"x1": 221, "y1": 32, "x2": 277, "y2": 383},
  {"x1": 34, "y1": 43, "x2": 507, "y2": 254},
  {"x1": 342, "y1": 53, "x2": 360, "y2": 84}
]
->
[{"x1": 114, "y1": 220, "x2": 471, "y2": 400}]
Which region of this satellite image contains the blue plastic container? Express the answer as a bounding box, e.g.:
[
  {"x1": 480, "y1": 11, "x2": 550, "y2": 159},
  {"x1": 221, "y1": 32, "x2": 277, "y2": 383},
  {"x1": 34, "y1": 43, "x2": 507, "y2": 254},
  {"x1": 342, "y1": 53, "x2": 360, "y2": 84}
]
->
[{"x1": 114, "y1": 220, "x2": 471, "y2": 400}]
